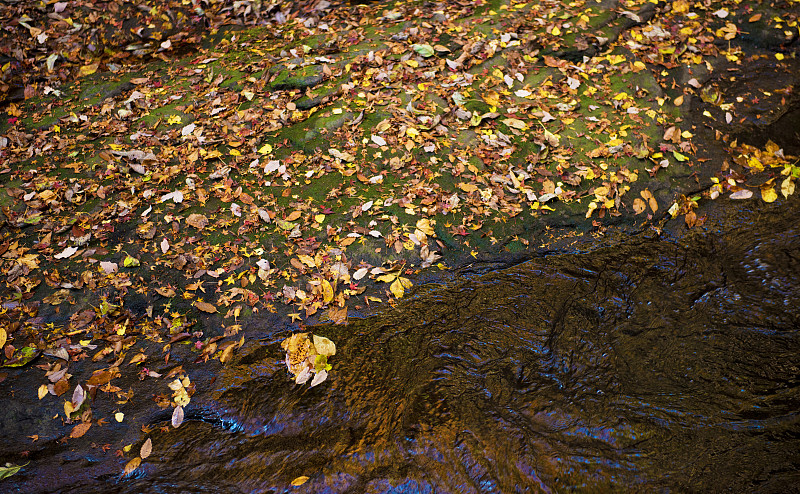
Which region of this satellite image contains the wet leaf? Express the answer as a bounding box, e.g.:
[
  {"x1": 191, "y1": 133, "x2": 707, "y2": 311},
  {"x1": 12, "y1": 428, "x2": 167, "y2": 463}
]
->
[
  {"x1": 291, "y1": 475, "x2": 309, "y2": 486},
  {"x1": 123, "y1": 457, "x2": 141, "y2": 477},
  {"x1": 172, "y1": 406, "x2": 184, "y2": 428},
  {"x1": 0, "y1": 462, "x2": 27, "y2": 480},
  {"x1": 312, "y1": 335, "x2": 336, "y2": 356},
  {"x1": 781, "y1": 177, "x2": 795, "y2": 198},
  {"x1": 730, "y1": 189, "x2": 753, "y2": 200},
  {"x1": 140, "y1": 438, "x2": 152, "y2": 459},
  {"x1": 761, "y1": 186, "x2": 777, "y2": 203},
  {"x1": 310, "y1": 369, "x2": 328, "y2": 387},
  {"x1": 0, "y1": 328, "x2": 5, "y2": 349},
  {"x1": 321, "y1": 279, "x2": 334, "y2": 304},
  {"x1": 70, "y1": 421, "x2": 91, "y2": 438}
]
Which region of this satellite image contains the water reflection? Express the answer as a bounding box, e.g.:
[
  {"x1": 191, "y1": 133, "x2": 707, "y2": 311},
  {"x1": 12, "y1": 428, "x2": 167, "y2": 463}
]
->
[{"x1": 114, "y1": 206, "x2": 800, "y2": 493}]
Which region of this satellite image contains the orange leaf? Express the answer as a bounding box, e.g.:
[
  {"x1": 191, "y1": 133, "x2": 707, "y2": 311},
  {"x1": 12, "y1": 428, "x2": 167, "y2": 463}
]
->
[
  {"x1": 195, "y1": 301, "x2": 217, "y2": 313},
  {"x1": 70, "y1": 422, "x2": 91, "y2": 438},
  {"x1": 123, "y1": 457, "x2": 141, "y2": 476}
]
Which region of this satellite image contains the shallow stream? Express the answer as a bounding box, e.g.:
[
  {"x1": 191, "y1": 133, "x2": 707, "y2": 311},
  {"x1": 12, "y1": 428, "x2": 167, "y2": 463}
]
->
[{"x1": 67, "y1": 198, "x2": 798, "y2": 493}]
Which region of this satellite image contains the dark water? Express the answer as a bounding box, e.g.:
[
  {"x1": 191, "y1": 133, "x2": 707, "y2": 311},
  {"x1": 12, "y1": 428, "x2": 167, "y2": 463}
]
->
[{"x1": 40, "y1": 199, "x2": 800, "y2": 493}]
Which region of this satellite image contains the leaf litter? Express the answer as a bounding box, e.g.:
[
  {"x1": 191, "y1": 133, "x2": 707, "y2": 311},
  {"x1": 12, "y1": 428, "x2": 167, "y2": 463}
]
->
[{"x1": 0, "y1": 0, "x2": 798, "y2": 481}]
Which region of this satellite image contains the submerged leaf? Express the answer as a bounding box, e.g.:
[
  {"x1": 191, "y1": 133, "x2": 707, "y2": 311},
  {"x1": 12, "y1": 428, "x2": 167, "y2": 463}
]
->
[
  {"x1": 172, "y1": 406, "x2": 184, "y2": 428},
  {"x1": 313, "y1": 335, "x2": 336, "y2": 356}
]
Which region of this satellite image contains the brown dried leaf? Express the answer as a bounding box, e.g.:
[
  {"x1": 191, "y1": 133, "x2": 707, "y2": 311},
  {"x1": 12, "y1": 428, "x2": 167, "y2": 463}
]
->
[
  {"x1": 186, "y1": 214, "x2": 209, "y2": 230},
  {"x1": 70, "y1": 421, "x2": 91, "y2": 438},
  {"x1": 194, "y1": 301, "x2": 217, "y2": 313}
]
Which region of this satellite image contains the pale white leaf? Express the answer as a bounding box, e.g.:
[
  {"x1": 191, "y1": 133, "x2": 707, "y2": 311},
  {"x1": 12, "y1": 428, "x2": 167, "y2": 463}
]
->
[
  {"x1": 161, "y1": 238, "x2": 170, "y2": 254},
  {"x1": 171, "y1": 406, "x2": 184, "y2": 428},
  {"x1": 54, "y1": 246, "x2": 78, "y2": 259},
  {"x1": 100, "y1": 261, "x2": 118, "y2": 274},
  {"x1": 310, "y1": 370, "x2": 328, "y2": 387},
  {"x1": 730, "y1": 189, "x2": 753, "y2": 200}
]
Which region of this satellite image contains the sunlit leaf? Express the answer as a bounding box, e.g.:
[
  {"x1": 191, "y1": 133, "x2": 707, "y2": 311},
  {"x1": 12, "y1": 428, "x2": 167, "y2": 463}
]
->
[
  {"x1": 321, "y1": 279, "x2": 334, "y2": 304},
  {"x1": 291, "y1": 476, "x2": 309, "y2": 486},
  {"x1": 390, "y1": 278, "x2": 405, "y2": 298},
  {"x1": 123, "y1": 457, "x2": 141, "y2": 477},
  {"x1": 313, "y1": 335, "x2": 336, "y2": 356},
  {"x1": 123, "y1": 256, "x2": 140, "y2": 268},
  {"x1": 761, "y1": 186, "x2": 777, "y2": 203}
]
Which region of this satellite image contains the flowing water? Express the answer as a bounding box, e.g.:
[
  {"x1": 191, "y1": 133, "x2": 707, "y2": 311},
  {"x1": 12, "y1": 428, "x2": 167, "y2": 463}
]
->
[{"x1": 22, "y1": 199, "x2": 800, "y2": 493}]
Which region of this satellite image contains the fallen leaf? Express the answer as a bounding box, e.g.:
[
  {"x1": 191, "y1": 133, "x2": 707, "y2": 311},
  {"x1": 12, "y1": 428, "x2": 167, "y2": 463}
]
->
[
  {"x1": 70, "y1": 422, "x2": 91, "y2": 438},
  {"x1": 140, "y1": 438, "x2": 153, "y2": 459},
  {"x1": 291, "y1": 476, "x2": 309, "y2": 486},
  {"x1": 100, "y1": 261, "x2": 118, "y2": 274},
  {"x1": 123, "y1": 457, "x2": 141, "y2": 477},
  {"x1": 632, "y1": 198, "x2": 646, "y2": 214},
  {"x1": 730, "y1": 189, "x2": 753, "y2": 200},
  {"x1": 54, "y1": 246, "x2": 78, "y2": 259},
  {"x1": 195, "y1": 301, "x2": 217, "y2": 313},
  {"x1": 161, "y1": 238, "x2": 170, "y2": 254},
  {"x1": 186, "y1": 214, "x2": 209, "y2": 229},
  {"x1": 172, "y1": 406, "x2": 184, "y2": 428},
  {"x1": 0, "y1": 462, "x2": 27, "y2": 480},
  {"x1": 761, "y1": 186, "x2": 777, "y2": 203},
  {"x1": 321, "y1": 279, "x2": 334, "y2": 304},
  {"x1": 781, "y1": 177, "x2": 795, "y2": 198}
]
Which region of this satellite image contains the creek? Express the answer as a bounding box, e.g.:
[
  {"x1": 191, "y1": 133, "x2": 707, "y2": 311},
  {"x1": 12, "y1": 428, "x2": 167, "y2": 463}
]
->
[{"x1": 64, "y1": 197, "x2": 797, "y2": 493}]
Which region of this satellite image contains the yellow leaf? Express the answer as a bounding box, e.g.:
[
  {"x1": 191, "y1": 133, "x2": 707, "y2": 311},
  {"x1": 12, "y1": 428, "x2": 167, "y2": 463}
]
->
[
  {"x1": 194, "y1": 301, "x2": 217, "y2": 313},
  {"x1": 167, "y1": 115, "x2": 182, "y2": 125},
  {"x1": 501, "y1": 118, "x2": 527, "y2": 130},
  {"x1": 458, "y1": 182, "x2": 478, "y2": 193},
  {"x1": 761, "y1": 186, "x2": 778, "y2": 203},
  {"x1": 781, "y1": 176, "x2": 795, "y2": 198},
  {"x1": 38, "y1": 384, "x2": 48, "y2": 400},
  {"x1": 298, "y1": 255, "x2": 316, "y2": 268},
  {"x1": 376, "y1": 273, "x2": 397, "y2": 283},
  {"x1": 632, "y1": 198, "x2": 646, "y2": 214},
  {"x1": 258, "y1": 143, "x2": 273, "y2": 154},
  {"x1": 390, "y1": 278, "x2": 405, "y2": 298},
  {"x1": 314, "y1": 214, "x2": 326, "y2": 223},
  {"x1": 123, "y1": 457, "x2": 141, "y2": 477},
  {"x1": 79, "y1": 62, "x2": 99, "y2": 77},
  {"x1": 291, "y1": 476, "x2": 309, "y2": 486},
  {"x1": 415, "y1": 218, "x2": 435, "y2": 236},
  {"x1": 321, "y1": 279, "x2": 334, "y2": 304},
  {"x1": 0, "y1": 328, "x2": 5, "y2": 349},
  {"x1": 115, "y1": 412, "x2": 124, "y2": 422},
  {"x1": 482, "y1": 90, "x2": 500, "y2": 107}
]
